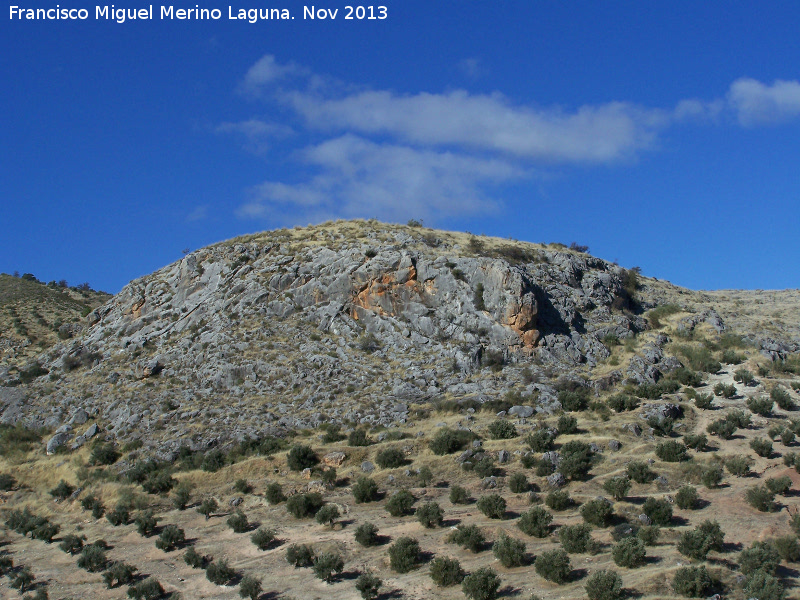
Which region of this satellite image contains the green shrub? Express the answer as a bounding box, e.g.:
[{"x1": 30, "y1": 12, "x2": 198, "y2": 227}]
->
[
  {"x1": 286, "y1": 493, "x2": 324, "y2": 519},
  {"x1": 739, "y1": 540, "x2": 780, "y2": 577},
  {"x1": 558, "y1": 523, "x2": 594, "y2": 554},
  {"x1": 449, "y1": 484, "x2": 470, "y2": 504},
  {"x1": 782, "y1": 429, "x2": 796, "y2": 445},
  {"x1": 155, "y1": 524, "x2": 185, "y2": 551},
  {"x1": 506, "y1": 472, "x2": 528, "y2": 493},
  {"x1": 673, "y1": 566, "x2": 712, "y2": 597},
  {"x1": 744, "y1": 571, "x2": 785, "y2": 600},
  {"x1": 627, "y1": 461, "x2": 655, "y2": 484},
  {"x1": 517, "y1": 507, "x2": 552, "y2": 538},
  {"x1": 608, "y1": 394, "x2": 639, "y2": 412},
  {"x1": 707, "y1": 419, "x2": 737, "y2": 440},
  {"x1": 355, "y1": 572, "x2": 382, "y2": 600},
  {"x1": 492, "y1": 532, "x2": 526, "y2": 567},
  {"x1": 385, "y1": 489, "x2": 415, "y2": 517},
  {"x1": 772, "y1": 386, "x2": 796, "y2": 410},
  {"x1": 701, "y1": 465, "x2": 724, "y2": 488},
  {"x1": 348, "y1": 428, "x2": 373, "y2": 446},
  {"x1": 656, "y1": 440, "x2": 688, "y2": 462},
  {"x1": 416, "y1": 502, "x2": 444, "y2": 528},
  {"x1": 239, "y1": 575, "x2": 263, "y2": 600},
  {"x1": 429, "y1": 556, "x2": 465, "y2": 586},
  {"x1": 355, "y1": 522, "x2": 379, "y2": 547},
  {"x1": 201, "y1": 449, "x2": 226, "y2": 472},
  {"x1": 197, "y1": 497, "x2": 218, "y2": 520},
  {"x1": 581, "y1": 498, "x2": 613, "y2": 527},
  {"x1": 771, "y1": 536, "x2": 800, "y2": 562},
  {"x1": 77, "y1": 544, "x2": 107, "y2": 572},
  {"x1": 746, "y1": 485, "x2": 776, "y2": 512},
  {"x1": 286, "y1": 544, "x2": 314, "y2": 567},
  {"x1": 448, "y1": 524, "x2": 485, "y2": 552},
  {"x1": 674, "y1": 367, "x2": 703, "y2": 387},
  {"x1": 206, "y1": 559, "x2": 236, "y2": 585},
  {"x1": 0, "y1": 473, "x2": 16, "y2": 491},
  {"x1": 376, "y1": 447, "x2": 406, "y2": 469},
  {"x1": 250, "y1": 527, "x2": 276, "y2": 550},
  {"x1": 172, "y1": 485, "x2": 191, "y2": 510},
  {"x1": 265, "y1": 482, "x2": 285, "y2": 504},
  {"x1": 472, "y1": 456, "x2": 496, "y2": 478},
  {"x1": 638, "y1": 525, "x2": 660, "y2": 546},
  {"x1": 388, "y1": 537, "x2": 420, "y2": 573},
  {"x1": 725, "y1": 455, "x2": 752, "y2": 477},
  {"x1": 713, "y1": 383, "x2": 736, "y2": 398},
  {"x1": 677, "y1": 520, "x2": 724, "y2": 560},
  {"x1": 750, "y1": 437, "x2": 773, "y2": 457},
  {"x1": 765, "y1": 475, "x2": 792, "y2": 495},
  {"x1": 287, "y1": 444, "x2": 318, "y2": 471},
  {"x1": 586, "y1": 569, "x2": 623, "y2": 600},
  {"x1": 183, "y1": 546, "x2": 206, "y2": 569},
  {"x1": 477, "y1": 494, "x2": 506, "y2": 519},
  {"x1": 315, "y1": 504, "x2": 340, "y2": 528},
  {"x1": 59, "y1": 533, "x2": 86, "y2": 555},
  {"x1": 103, "y1": 561, "x2": 137, "y2": 588},
  {"x1": 535, "y1": 548, "x2": 571, "y2": 583},
  {"x1": 49, "y1": 479, "x2": 75, "y2": 501},
  {"x1": 746, "y1": 396, "x2": 772, "y2": 416},
  {"x1": 557, "y1": 415, "x2": 578, "y2": 434},
  {"x1": 135, "y1": 510, "x2": 158, "y2": 537},
  {"x1": 603, "y1": 476, "x2": 631, "y2": 500},
  {"x1": 89, "y1": 442, "x2": 120, "y2": 466},
  {"x1": 106, "y1": 504, "x2": 130, "y2": 526},
  {"x1": 233, "y1": 478, "x2": 253, "y2": 494},
  {"x1": 462, "y1": 567, "x2": 501, "y2": 600},
  {"x1": 352, "y1": 476, "x2": 379, "y2": 503},
  {"x1": 526, "y1": 429, "x2": 555, "y2": 452},
  {"x1": 642, "y1": 497, "x2": 672, "y2": 525},
  {"x1": 694, "y1": 392, "x2": 714, "y2": 409},
  {"x1": 545, "y1": 490, "x2": 572, "y2": 511},
  {"x1": 488, "y1": 420, "x2": 517, "y2": 439},
  {"x1": 726, "y1": 408, "x2": 751, "y2": 428},
  {"x1": 612, "y1": 537, "x2": 646, "y2": 568},
  {"x1": 559, "y1": 440, "x2": 594, "y2": 479},
  {"x1": 430, "y1": 428, "x2": 474, "y2": 455},
  {"x1": 683, "y1": 433, "x2": 707, "y2": 450},
  {"x1": 675, "y1": 486, "x2": 699, "y2": 509},
  {"x1": 312, "y1": 552, "x2": 344, "y2": 583}
]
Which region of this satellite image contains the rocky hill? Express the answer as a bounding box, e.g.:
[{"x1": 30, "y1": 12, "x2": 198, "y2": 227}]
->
[{"x1": 1, "y1": 220, "x2": 798, "y2": 458}]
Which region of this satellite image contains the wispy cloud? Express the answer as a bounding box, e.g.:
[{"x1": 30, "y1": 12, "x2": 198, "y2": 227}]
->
[
  {"x1": 458, "y1": 57, "x2": 485, "y2": 80},
  {"x1": 228, "y1": 55, "x2": 800, "y2": 224},
  {"x1": 186, "y1": 204, "x2": 208, "y2": 222}
]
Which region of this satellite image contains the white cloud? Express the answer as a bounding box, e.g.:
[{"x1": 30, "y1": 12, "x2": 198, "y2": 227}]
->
[
  {"x1": 458, "y1": 57, "x2": 485, "y2": 80},
  {"x1": 284, "y1": 89, "x2": 666, "y2": 163},
  {"x1": 186, "y1": 205, "x2": 208, "y2": 222},
  {"x1": 237, "y1": 135, "x2": 519, "y2": 222},
  {"x1": 239, "y1": 54, "x2": 304, "y2": 94},
  {"x1": 728, "y1": 78, "x2": 800, "y2": 126}
]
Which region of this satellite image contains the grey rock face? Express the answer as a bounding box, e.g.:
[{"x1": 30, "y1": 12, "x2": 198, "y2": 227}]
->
[
  {"x1": 46, "y1": 431, "x2": 71, "y2": 455},
  {"x1": 497, "y1": 450, "x2": 510, "y2": 464},
  {"x1": 547, "y1": 472, "x2": 566, "y2": 488},
  {"x1": 508, "y1": 405, "x2": 535, "y2": 418},
  {"x1": 69, "y1": 408, "x2": 88, "y2": 425},
  {"x1": 608, "y1": 439, "x2": 621, "y2": 451},
  {"x1": 360, "y1": 461, "x2": 375, "y2": 473}
]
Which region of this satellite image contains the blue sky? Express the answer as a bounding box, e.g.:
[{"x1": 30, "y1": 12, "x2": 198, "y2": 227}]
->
[{"x1": 2, "y1": 2, "x2": 799, "y2": 293}]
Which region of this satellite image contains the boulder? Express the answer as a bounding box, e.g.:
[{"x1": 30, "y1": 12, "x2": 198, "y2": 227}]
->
[
  {"x1": 508, "y1": 405, "x2": 535, "y2": 418},
  {"x1": 323, "y1": 451, "x2": 346, "y2": 467},
  {"x1": 46, "y1": 432, "x2": 71, "y2": 455}
]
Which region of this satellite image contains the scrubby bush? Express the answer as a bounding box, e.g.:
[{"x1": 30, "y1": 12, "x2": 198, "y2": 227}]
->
[
  {"x1": 581, "y1": 498, "x2": 613, "y2": 527},
  {"x1": 782, "y1": 428, "x2": 796, "y2": 445},
  {"x1": 694, "y1": 392, "x2": 714, "y2": 409},
  {"x1": 739, "y1": 541, "x2": 780, "y2": 577},
  {"x1": 559, "y1": 440, "x2": 594, "y2": 479},
  {"x1": 707, "y1": 418, "x2": 737, "y2": 439},
  {"x1": 449, "y1": 484, "x2": 470, "y2": 504},
  {"x1": 352, "y1": 476, "x2": 379, "y2": 503},
  {"x1": 747, "y1": 396, "x2": 773, "y2": 416},
  {"x1": 725, "y1": 455, "x2": 752, "y2": 477},
  {"x1": 462, "y1": 567, "x2": 501, "y2": 600},
  {"x1": 265, "y1": 482, "x2": 285, "y2": 504},
  {"x1": 726, "y1": 408, "x2": 751, "y2": 428},
  {"x1": 429, "y1": 556, "x2": 465, "y2": 586},
  {"x1": 172, "y1": 484, "x2": 191, "y2": 510},
  {"x1": 771, "y1": 535, "x2": 800, "y2": 562},
  {"x1": 287, "y1": 444, "x2": 318, "y2": 471},
  {"x1": 355, "y1": 522, "x2": 379, "y2": 547},
  {"x1": 608, "y1": 394, "x2": 639, "y2": 412},
  {"x1": 348, "y1": 428, "x2": 372, "y2": 447},
  {"x1": 155, "y1": 524, "x2": 185, "y2": 551},
  {"x1": 638, "y1": 525, "x2": 660, "y2": 546},
  {"x1": 751, "y1": 437, "x2": 773, "y2": 457},
  {"x1": 449, "y1": 524, "x2": 485, "y2": 552},
  {"x1": 250, "y1": 527, "x2": 276, "y2": 550},
  {"x1": 89, "y1": 442, "x2": 120, "y2": 466},
  {"x1": 183, "y1": 546, "x2": 206, "y2": 569},
  {"x1": 678, "y1": 520, "x2": 724, "y2": 560},
  {"x1": 135, "y1": 510, "x2": 158, "y2": 537},
  {"x1": 656, "y1": 440, "x2": 688, "y2": 462},
  {"x1": 526, "y1": 429, "x2": 555, "y2": 452},
  {"x1": 312, "y1": 553, "x2": 344, "y2": 583},
  {"x1": 701, "y1": 464, "x2": 724, "y2": 488},
  {"x1": 385, "y1": 489, "x2": 415, "y2": 517},
  {"x1": 355, "y1": 572, "x2": 382, "y2": 600},
  {"x1": 142, "y1": 471, "x2": 176, "y2": 495},
  {"x1": 286, "y1": 492, "x2": 324, "y2": 519},
  {"x1": 315, "y1": 504, "x2": 340, "y2": 528},
  {"x1": 196, "y1": 497, "x2": 218, "y2": 520},
  {"x1": 127, "y1": 577, "x2": 165, "y2": 600},
  {"x1": 675, "y1": 486, "x2": 699, "y2": 509},
  {"x1": 286, "y1": 544, "x2": 314, "y2": 567},
  {"x1": 59, "y1": 533, "x2": 86, "y2": 555},
  {"x1": 612, "y1": 537, "x2": 646, "y2": 568},
  {"x1": 557, "y1": 415, "x2": 578, "y2": 435},
  {"x1": 206, "y1": 559, "x2": 236, "y2": 585},
  {"x1": 559, "y1": 524, "x2": 594, "y2": 554},
  {"x1": 586, "y1": 569, "x2": 623, "y2": 600},
  {"x1": 713, "y1": 383, "x2": 736, "y2": 398},
  {"x1": 0, "y1": 473, "x2": 19, "y2": 491},
  {"x1": 375, "y1": 447, "x2": 406, "y2": 469},
  {"x1": 106, "y1": 504, "x2": 130, "y2": 526},
  {"x1": 545, "y1": 490, "x2": 572, "y2": 511},
  {"x1": 772, "y1": 386, "x2": 796, "y2": 410},
  {"x1": 673, "y1": 565, "x2": 712, "y2": 597},
  {"x1": 477, "y1": 494, "x2": 506, "y2": 519},
  {"x1": 239, "y1": 575, "x2": 263, "y2": 600},
  {"x1": 744, "y1": 571, "x2": 785, "y2": 600},
  {"x1": 201, "y1": 449, "x2": 226, "y2": 472},
  {"x1": 388, "y1": 537, "x2": 420, "y2": 573},
  {"x1": 77, "y1": 544, "x2": 107, "y2": 572},
  {"x1": 103, "y1": 561, "x2": 137, "y2": 588},
  {"x1": 627, "y1": 461, "x2": 655, "y2": 484},
  {"x1": 517, "y1": 507, "x2": 552, "y2": 538},
  {"x1": 603, "y1": 476, "x2": 631, "y2": 500},
  {"x1": 683, "y1": 433, "x2": 707, "y2": 450},
  {"x1": 507, "y1": 472, "x2": 529, "y2": 493},
  {"x1": 488, "y1": 419, "x2": 517, "y2": 440},
  {"x1": 643, "y1": 497, "x2": 672, "y2": 525},
  {"x1": 472, "y1": 456, "x2": 496, "y2": 478},
  {"x1": 430, "y1": 428, "x2": 474, "y2": 455},
  {"x1": 416, "y1": 502, "x2": 444, "y2": 528},
  {"x1": 535, "y1": 548, "x2": 571, "y2": 583},
  {"x1": 746, "y1": 485, "x2": 776, "y2": 512},
  {"x1": 49, "y1": 479, "x2": 75, "y2": 501},
  {"x1": 765, "y1": 475, "x2": 792, "y2": 495}
]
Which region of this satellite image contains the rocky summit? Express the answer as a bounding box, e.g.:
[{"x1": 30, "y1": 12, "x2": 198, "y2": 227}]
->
[{"x1": 1, "y1": 220, "x2": 798, "y2": 458}]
